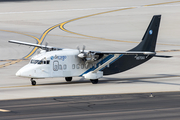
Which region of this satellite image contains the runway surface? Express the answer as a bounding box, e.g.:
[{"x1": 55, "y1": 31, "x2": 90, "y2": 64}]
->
[
  {"x1": 1, "y1": 92, "x2": 180, "y2": 120},
  {"x1": 0, "y1": 0, "x2": 180, "y2": 101}
]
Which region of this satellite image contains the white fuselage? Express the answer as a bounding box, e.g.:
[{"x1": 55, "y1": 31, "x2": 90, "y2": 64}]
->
[{"x1": 16, "y1": 49, "x2": 94, "y2": 79}]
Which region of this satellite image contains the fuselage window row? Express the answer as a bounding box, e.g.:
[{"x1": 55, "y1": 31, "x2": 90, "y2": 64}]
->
[{"x1": 72, "y1": 64, "x2": 86, "y2": 69}]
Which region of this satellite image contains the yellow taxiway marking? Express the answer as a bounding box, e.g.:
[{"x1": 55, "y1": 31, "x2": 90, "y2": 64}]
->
[
  {"x1": 0, "y1": 85, "x2": 33, "y2": 89},
  {"x1": 144, "y1": 1, "x2": 180, "y2": 7},
  {"x1": 0, "y1": 29, "x2": 41, "y2": 68},
  {"x1": 0, "y1": 59, "x2": 23, "y2": 68},
  {"x1": 0, "y1": 109, "x2": 11, "y2": 112},
  {"x1": 60, "y1": 7, "x2": 138, "y2": 44},
  {"x1": 0, "y1": 29, "x2": 41, "y2": 57},
  {"x1": 59, "y1": 1, "x2": 180, "y2": 46},
  {"x1": 157, "y1": 49, "x2": 180, "y2": 53},
  {"x1": 0, "y1": 59, "x2": 29, "y2": 68},
  {"x1": 0, "y1": 59, "x2": 29, "y2": 62},
  {"x1": 1, "y1": 75, "x2": 180, "y2": 89},
  {"x1": 1, "y1": 1, "x2": 180, "y2": 69}
]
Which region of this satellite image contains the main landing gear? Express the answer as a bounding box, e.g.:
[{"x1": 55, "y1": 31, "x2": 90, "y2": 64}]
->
[
  {"x1": 30, "y1": 77, "x2": 98, "y2": 85},
  {"x1": 65, "y1": 77, "x2": 72, "y2": 82},
  {"x1": 90, "y1": 79, "x2": 99, "y2": 84},
  {"x1": 30, "y1": 78, "x2": 36, "y2": 86}
]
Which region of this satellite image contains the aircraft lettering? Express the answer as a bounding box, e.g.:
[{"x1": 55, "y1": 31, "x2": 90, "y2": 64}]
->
[
  {"x1": 51, "y1": 55, "x2": 67, "y2": 61},
  {"x1": 135, "y1": 56, "x2": 145, "y2": 60},
  {"x1": 53, "y1": 62, "x2": 67, "y2": 71}
]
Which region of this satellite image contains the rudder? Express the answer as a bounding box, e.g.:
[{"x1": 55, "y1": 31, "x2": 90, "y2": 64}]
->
[{"x1": 131, "y1": 15, "x2": 161, "y2": 52}]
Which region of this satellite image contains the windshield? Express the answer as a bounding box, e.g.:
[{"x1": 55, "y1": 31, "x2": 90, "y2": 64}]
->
[
  {"x1": 30, "y1": 60, "x2": 39, "y2": 64},
  {"x1": 30, "y1": 59, "x2": 50, "y2": 64}
]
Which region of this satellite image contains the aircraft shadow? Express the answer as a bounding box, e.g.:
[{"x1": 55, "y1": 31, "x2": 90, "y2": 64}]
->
[
  {"x1": 38, "y1": 74, "x2": 180, "y2": 86},
  {"x1": 101, "y1": 74, "x2": 180, "y2": 86}
]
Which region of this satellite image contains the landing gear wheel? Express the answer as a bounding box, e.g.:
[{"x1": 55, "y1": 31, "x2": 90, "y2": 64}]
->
[
  {"x1": 90, "y1": 79, "x2": 99, "y2": 84},
  {"x1": 30, "y1": 78, "x2": 36, "y2": 86},
  {"x1": 65, "y1": 77, "x2": 72, "y2": 82}
]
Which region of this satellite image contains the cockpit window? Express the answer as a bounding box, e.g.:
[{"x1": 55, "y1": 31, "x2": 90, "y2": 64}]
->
[
  {"x1": 30, "y1": 59, "x2": 50, "y2": 64},
  {"x1": 30, "y1": 60, "x2": 39, "y2": 64},
  {"x1": 38, "y1": 60, "x2": 43, "y2": 64}
]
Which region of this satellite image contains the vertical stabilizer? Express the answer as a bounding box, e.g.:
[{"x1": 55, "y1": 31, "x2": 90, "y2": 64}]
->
[{"x1": 131, "y1": 15, "x2": 161, "y2": 52}]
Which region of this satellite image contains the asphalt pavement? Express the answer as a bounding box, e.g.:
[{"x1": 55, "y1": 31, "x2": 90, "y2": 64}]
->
[{"x1": 1, "y1": 92, "x2": 180, "y2": 120}]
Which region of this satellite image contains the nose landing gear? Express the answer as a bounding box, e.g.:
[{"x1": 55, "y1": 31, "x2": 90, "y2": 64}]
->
[
  {"x1": 31, "y1": 78, "x2": 36, "y2": 85},
  {"x1": 90, "y1": 79, "x2": 99, "y2": 84}
]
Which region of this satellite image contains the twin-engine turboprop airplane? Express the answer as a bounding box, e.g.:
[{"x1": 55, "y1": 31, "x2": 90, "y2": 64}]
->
[{"x1": 9, "y1": 15, "x2": 169, "y2": 85}]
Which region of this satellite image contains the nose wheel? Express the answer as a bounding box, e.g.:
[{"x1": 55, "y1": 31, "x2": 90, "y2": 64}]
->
[{"x1": 31, "y1": 78, "x2": 36, "y2": 85}]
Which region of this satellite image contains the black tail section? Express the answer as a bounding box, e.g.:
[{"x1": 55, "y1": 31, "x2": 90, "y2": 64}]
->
[
  {"x1": 131, "y1": 15, "x2": 161, "y2": 52},
  {"x1": 103, "y1": 15, "x2": 162, "y2": 75}
]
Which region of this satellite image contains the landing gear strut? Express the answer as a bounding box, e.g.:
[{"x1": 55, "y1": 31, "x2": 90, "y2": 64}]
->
[
  {"x1": 31, "y1": 78, "x2": 36, "y2": 86},
  {"x1": 65, "y1": 77, "x2": 72, "y2": 82},
  {"x1": 90, "y1": 79, "x2": 99, "y2": 84}
]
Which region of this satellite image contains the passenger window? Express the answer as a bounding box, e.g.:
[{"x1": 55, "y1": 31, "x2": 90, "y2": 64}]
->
[
  {"x1": 81, "y1": 64, "x2": 84, "y2": 69},
  {"x1": 85, "y1": 65, "x2": 88, "y2": 69},
  {"x1": 63, "y1": 64, "x2": 67, "y2": 70},
  {"x1": 72, "y1": 64, "x2": 75, "y2": 69},
  {"x1": 76, "y1": 64, "x2": 80, "y2": 69},
  {"x1": 59, "y1": 65, "x2": 62, "y2": 70},
  {"x1": 47, "y1": 60, "x2": 50, "y2": 64}
]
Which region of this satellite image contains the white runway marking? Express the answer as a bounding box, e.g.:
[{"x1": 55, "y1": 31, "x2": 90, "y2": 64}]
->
[
  {"x1": 0, "y1": 109, "x2": 11, "y2": 112},
  {"x1": 0, "y1": 7, "x2": 130, "y2": 15}
]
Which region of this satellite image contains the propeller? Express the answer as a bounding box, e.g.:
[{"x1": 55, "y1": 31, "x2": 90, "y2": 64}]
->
[
  {"x1": 37, "y1": 42, "x2": 48, "y2": 54},
  {"x1": 77, "y1": 45, "x2": 86, "y2": 58},
  {"x1": 77, "y1": 45, "x2": 97, "y2": 62}
]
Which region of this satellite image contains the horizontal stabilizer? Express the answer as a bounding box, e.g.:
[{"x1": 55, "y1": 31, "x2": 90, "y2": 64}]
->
[{"x1": 153, "y1": 55, "x2": 173, "y2": 58}]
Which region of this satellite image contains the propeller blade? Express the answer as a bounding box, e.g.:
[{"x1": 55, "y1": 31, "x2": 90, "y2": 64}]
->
[
  {"x1": 45, "y1": 42, "x2": 48, "y2": 51},
  {"x1": 82, "y1": 45, "x2": 85, "y2": 53},
  {"x1": 77, "y1": 46, "x2": 80, "y2": 53},
  {"x1": 45, "y1": 42, "x2": 48, "y2": 46}
]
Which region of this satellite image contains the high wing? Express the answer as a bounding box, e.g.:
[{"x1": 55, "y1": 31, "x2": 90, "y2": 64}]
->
[
  {"x1": 77, "y1": 50, "x2": 157, "y2": 65},
  {"x1": 9, "y1": 40, "x2": 171, "y2": 58},
  {"x1": 91, "y1": 51, "x2": 156, "y2": 55},
  {"x1": 8, "y1": 40, "x2": 62, "y2": 51},
  {"x1": 91, "y1": 51, "x2": 172, "y2": 58}
]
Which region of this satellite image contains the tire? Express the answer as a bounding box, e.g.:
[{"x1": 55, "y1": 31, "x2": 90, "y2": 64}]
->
[
  {"x1": 31, "y1": 80, "x2": 36, "y2": 85},
  {"x1": 90, "y1": 79, "x2": 98, "y2": 84},
  {"x1": 65, "y1": 77, "x2": 72, "y2": 82}
]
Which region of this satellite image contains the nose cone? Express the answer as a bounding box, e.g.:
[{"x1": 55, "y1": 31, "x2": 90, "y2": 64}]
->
[
  {"x1": 16, "y1": 70, "x2": 21, "y2": 77},
  {"x1": 15, "y1": 64, "x2": 34, "y2": 77}
]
